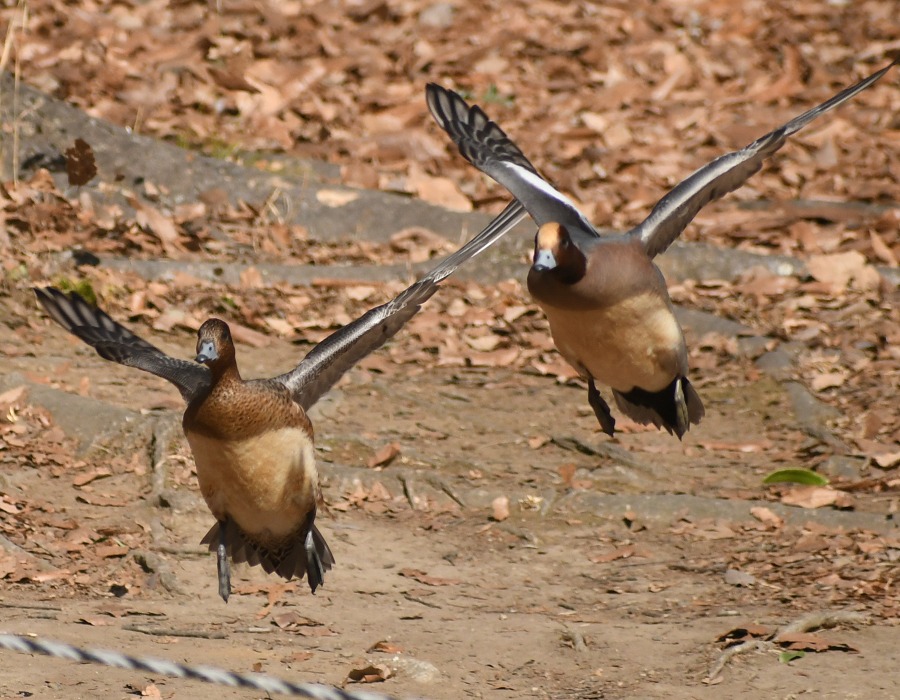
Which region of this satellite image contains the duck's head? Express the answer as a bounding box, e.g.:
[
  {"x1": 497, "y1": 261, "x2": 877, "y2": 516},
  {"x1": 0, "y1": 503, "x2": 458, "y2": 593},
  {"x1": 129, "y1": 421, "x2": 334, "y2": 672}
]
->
[
  {"x1": 532, "y1": 222, "x2": 585, "y2": 283},
  {"x1": 195, "y1": 318, "x2": 234, "y2": 370}
]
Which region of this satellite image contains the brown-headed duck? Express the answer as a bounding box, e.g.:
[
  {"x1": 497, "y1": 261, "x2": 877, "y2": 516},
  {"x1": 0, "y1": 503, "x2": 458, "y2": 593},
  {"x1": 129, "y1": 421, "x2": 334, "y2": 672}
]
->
[
  {"x1": 426, "y1": 58, "x2": 896, "y2": 438},
  {"x1": 32, "y1": 203, "x2": 528, "y2": 601}
]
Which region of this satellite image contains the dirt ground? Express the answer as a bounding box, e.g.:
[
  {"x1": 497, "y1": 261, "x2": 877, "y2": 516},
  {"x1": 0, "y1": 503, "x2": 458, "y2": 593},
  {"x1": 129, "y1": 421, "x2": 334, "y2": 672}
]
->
[
  {"x1": 1, "y1": 284, "x2": 899, "y2": 700},
  {"x1": 1, "y1": 1, "x2": 899, "y2": 698}
]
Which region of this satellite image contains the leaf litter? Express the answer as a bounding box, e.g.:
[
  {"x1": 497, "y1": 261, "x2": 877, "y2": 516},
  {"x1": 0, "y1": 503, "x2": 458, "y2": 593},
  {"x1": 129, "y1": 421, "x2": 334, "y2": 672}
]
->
[{"x1": 0, "y1": 2, "x2": 897, "y2": 696}]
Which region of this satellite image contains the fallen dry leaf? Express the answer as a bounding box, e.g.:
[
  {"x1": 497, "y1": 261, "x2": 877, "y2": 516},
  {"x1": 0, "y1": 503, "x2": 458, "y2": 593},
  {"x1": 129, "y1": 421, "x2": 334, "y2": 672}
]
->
[
  {"x1": 750, "y1": 506, "x2": 784, "y2": 528},
  {"x1": 589, "y1": 545, "x2": 636, "y2": 564},
  {"x1": 368, "y1": 442, "x2": 401, "y2": 468},
  {"x1": 128, "y1": 195, "x2": 185, "y2": 256},
  {"x1": 806, "y1": 251, "x2": 881, "y2": 291},
  {"x1": 413, "y1": 173, "x2": 472, "y2": 211},
  {"x1": 698, "y1": 439, "x2": 773, "y2": 452},
  {"x1": 869, "y1": 230, "x2": 898, "y2": 267},
  {"x1": 346, "y1": 663, "x2": 392, "y2": 684},
  {"x1": 872, "y1": 452, "x2": 900, "y2": 469},
  {"x1": 240, "y1": 266, "x2": 264, "y2": 289},
  {"x1": 65, "y1": 138, "x2": 98, "y2": 186},
  {"x1": 72, "y1": 467, "x2": 113, "y2": 487},
  {"x1": 398, "y1": 568, "x2": 461, "y2": 587},
  {"x1": 717, "y1": 624, "x2": 773, "y2": 646},
  {"x1": 141, "y1": 684, "x2": 162, "y2": 699},
  {"x1": 780, "y1": 486, "x2": 854, "y2": 509},
  {"x1": 0, "y1": 384, "x2": 27, "y2": 409},
  {"x1": 75, "y1": 494, "x2": 130, "y2": 507},
  {"x1": 229, "y1": 322, "x2": 271, "y2": 348},
  {"x1": 95, "y1": 545, "x2": 129, "y2": 559},
  {"x1": 775, "y1": 632, "x2": 859, "y2": 654},
  {"x1": 389, "y1": 228, "x2": 455, "y2": 263},
  {"x1": 316, "y1": 189, "x2": 359, "y2": 207},
  {"x1": 528, "y1": 435, "x2": 551, "y2": 450},
  {"x1": 271, "y1": 611, "x2": 323, "y2": 629},
  {"x1": 0, "y1": 495, "x2": 21, "y2": 515},
  {"x1": 810, "y1": 371, "x2": 849, "y2": 392},
  {"x1": 77, "y1": 616, "x2": 114, "y2": 626},
  {"x1": 557, "y1": 463, "x2": 577, "y2": 487}
]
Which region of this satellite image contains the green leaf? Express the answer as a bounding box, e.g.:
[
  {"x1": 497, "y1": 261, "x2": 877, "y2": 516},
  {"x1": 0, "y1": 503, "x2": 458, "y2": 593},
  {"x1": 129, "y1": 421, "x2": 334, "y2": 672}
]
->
[
  {"x1": 480, "y1": 85, "x2": 506, "y2": 105},
  {"x1": 763, "y1": 469, "x2": 829, "y2": 486},
  {"x1": 55, "y1": 278, "x2": 98, "y2": 306},
  {"x1": 779, "y1": 650, "x2": 806, "y2": 664}
]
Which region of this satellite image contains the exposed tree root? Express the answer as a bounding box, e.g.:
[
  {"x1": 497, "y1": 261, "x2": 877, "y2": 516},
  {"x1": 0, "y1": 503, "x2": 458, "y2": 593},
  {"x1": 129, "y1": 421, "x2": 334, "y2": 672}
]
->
[{"x1": 705, "y1": 610, "x2": 870, "y2": 681}]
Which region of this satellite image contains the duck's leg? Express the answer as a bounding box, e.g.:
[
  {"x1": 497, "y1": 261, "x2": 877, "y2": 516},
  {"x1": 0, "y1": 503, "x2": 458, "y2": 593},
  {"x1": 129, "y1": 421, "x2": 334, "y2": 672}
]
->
[
  {"x1": 673, "y1": 377, "x2": 689, "y2": 439},
  {"x1": 587, "y1": 378, "x2": 616, "y2": 437},
  {"x1": 217, "y1": 521, "x2": 231, "y2": 603},
  {"x1": 305, "y1": 530, "x2": 325, "y2": 593}
]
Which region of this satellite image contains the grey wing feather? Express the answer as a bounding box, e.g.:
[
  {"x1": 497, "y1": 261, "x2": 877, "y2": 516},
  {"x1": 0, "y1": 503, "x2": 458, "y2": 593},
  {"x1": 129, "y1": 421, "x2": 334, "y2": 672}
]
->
[
  {"x1": 278, "y1": 201, "x2": 527, "y2": 409},
  {"x1": 425, "y1": 199, "x2": 527, "y2": 285},
  {"x1": 33, "y1": 287, "x2": 209, "y2": 402},
  {"x1": 631, "y1": 58, "x2": 898, "y2": 259},
  {"x1": 426, "y1": 83, "x2": 598, "y2": 235}
]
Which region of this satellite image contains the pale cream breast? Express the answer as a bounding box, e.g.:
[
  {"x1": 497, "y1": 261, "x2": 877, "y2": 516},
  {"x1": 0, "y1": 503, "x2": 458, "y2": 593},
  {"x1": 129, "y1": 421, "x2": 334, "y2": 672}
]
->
[
  {"x1": 541, "y1": 292, "x2": 686, "y2": 393},
  {"x1": 185, "y1": 426, "x2": 318, "y2": 541}
]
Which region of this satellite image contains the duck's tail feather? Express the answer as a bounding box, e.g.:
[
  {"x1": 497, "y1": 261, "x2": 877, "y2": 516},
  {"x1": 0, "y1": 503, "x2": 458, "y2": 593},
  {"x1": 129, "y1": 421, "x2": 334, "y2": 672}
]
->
[
  {"x1": 201, "y1": 517, "x2": 334, "y2": 593},
  {"x1": 613, "y1": 376, "x2": 704, "y2": 439}
]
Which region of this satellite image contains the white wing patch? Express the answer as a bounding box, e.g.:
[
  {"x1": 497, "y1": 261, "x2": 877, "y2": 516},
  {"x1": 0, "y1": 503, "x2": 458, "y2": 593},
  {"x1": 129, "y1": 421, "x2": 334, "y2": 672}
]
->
[{"x1": 496, "y1": 162, "x2": 596, "y2": 232}]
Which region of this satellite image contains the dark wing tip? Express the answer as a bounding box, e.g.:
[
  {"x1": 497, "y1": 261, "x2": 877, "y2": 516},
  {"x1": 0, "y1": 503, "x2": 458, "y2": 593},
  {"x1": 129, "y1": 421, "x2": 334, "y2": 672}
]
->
[
  {"x1": 632, "y1": 58, "x2": 898, "y2": 258},
  {"x1": 425, "y1": 84, "x2": 479, "y2": 128},
  {"x1": 34, "y1": 284, "x2": 160, "y2": 357},
  {"x1": 34, "y1": 285, "x2": 100, "y2": 334},
  {"x1": 424, "y1": 82, "x2": 451, "y2": 128},
  {"x1": 425, "y1": 83, "x2": 541, "y2": 179}
]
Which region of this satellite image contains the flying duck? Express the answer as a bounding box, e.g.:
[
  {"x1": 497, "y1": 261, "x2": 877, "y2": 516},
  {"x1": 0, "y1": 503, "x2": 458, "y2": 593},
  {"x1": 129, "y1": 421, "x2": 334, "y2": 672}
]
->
[
  {"x1": 32, "y1": 203, "x2": 526, "y2": 602},
  {"x1": 426, "y1": 58, "x2": 897, "y2": 438}
]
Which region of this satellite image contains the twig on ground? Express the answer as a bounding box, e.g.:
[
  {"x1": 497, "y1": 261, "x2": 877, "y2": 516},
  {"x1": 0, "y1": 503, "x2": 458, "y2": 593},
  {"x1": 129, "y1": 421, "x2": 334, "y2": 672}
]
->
[
  {"x1": 150, "y1": 544, "x2": 208, "y2": 557},
  {"x1": 123, "y1": 624, "x2": 227, "y2": 639},
  {"x1": 705, "y1": 610, "x2": 871, "y2": 682},
  {"x1": 706, "y1": 639, "x2": 769, "y2": 681},
  {"x1": 397, "y1": 474, "x2": 419, "y2": 510},
  {"x1": 561, "y1": 626, "x2": 588, "y2": 653},
  {"x1": 132, "y1": 550, "x2": 185, "y2": 595},
  {"x1": 424, "y1": 475, "x2": 466, "y2": 508},
  {"x1": 776, "y1": 610, "x2": 869, "y2": 637},
  {"x1": 0, "y1": 601, "x2": 63, "y2": 612},
  {"x1": 550, "y1": 436, "x2": 656, "y2": 471},
  {"x1": 402, "y1": 594, "x2": 442, "y2": 609}
]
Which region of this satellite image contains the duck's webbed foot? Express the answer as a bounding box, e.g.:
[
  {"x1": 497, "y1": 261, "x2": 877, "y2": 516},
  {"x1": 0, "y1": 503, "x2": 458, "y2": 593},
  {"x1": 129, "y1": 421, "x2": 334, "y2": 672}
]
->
[
  {"x1": 217, "y1": 521, "x2": 231, "y2": 603},
  {"x1": 587, "y1": 378, "x2": 616, "y2": 437}
]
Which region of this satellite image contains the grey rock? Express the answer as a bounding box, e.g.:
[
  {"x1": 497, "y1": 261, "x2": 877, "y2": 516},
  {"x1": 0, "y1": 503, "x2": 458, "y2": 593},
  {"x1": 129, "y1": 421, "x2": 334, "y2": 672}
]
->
[
  {"x1": 5, "y1": 70, "x2": 894, "y2": 289},
  {"x1": 383, "y1": 654, "x2": 442, "y2": 683},
  {"x1": 0, "y1": 372, "x2": 147, "y2": 456},
  {"x1": 564, "y1": 492, "x2": 896, "y2": 533},
  {"x1": 419, "y1": 2, "x2": 455, "y2": 28},
  {"x1": 819, "y1": 454, "x2": 867, "y2": 480}
]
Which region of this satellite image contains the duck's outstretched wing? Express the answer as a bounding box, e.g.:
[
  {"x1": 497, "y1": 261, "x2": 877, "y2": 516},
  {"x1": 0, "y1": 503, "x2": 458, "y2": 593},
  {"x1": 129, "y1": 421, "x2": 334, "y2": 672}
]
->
[
  {"x1": 277, "y1": 200, "x2": 527, "y2": 410},
  {"x1": 426, "y1": 83, "x2": 597, "y2": 235},
  {"x1": 630, "y1": 58, "x2": 898, "y2": 258},
  {"x1": 34, "y1": 287, "x2": 209, "y2": 402}
]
